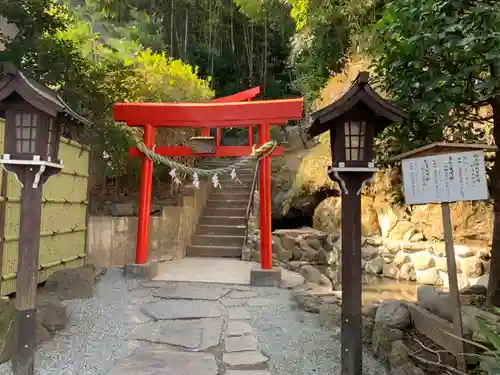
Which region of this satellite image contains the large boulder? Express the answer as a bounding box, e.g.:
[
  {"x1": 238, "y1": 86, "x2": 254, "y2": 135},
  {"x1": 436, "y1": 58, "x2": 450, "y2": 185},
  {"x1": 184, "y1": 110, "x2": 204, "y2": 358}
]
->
[
  {"x1": 44, "y1": 266, "x2": 97, "y2": 300},
  {"x1": 299, "y1": 265, "x2": 333, "y2": 290},
  {"x1": 375, "y1": 300, "x2": 411, "y2": 330},
  {"x1": 313, "y1": 196, "x2": 380, "y2": 236}
]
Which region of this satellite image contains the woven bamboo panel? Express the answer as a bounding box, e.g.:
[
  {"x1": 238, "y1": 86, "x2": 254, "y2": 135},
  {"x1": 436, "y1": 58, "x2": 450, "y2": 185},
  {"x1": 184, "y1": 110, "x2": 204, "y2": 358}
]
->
[{"x1": 0, "y1": 130, "x2": 90, "y2": 296}]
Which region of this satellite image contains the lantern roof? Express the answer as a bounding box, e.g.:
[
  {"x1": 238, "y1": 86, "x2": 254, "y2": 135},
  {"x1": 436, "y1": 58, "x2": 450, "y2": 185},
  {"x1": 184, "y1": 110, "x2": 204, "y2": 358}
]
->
[
  {"x1": 0, "y1": 63, "x2": 91, "y2": 126},
  {"x1": 307, "y1": 71, "x2": 407, "y2": 137}
]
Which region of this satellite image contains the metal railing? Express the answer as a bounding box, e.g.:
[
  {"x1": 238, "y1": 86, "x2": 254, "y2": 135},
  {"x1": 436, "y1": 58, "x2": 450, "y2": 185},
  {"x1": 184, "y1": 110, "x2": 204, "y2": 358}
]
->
[{"x1": 244, "y1": 162, "x2": 259, "y2": 246}]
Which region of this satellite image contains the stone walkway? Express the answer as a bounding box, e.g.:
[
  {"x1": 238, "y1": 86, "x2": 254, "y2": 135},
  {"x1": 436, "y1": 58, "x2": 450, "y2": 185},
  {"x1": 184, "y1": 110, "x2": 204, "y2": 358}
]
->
[{"x1": 109, "y1": 282, "x2": 274, "y2": 375}]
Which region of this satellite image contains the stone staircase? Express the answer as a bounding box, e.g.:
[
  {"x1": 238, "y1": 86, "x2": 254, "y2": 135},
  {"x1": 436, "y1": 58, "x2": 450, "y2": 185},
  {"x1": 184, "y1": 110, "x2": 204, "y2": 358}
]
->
[{"x1": 186, "y1": 158, "x2": 257, "y2": 258}]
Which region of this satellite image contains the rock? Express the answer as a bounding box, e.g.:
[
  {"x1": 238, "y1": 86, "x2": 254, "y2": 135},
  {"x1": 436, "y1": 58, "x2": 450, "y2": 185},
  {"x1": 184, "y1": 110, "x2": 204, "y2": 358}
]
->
[
  {"x1": 403, "y1": 228, "x2": 424, "y2": 242},
  {"x1": 401, "y1": 242, "x2": 431, "y2": 253},
  {"x1": 306, "y1": 237, "x2": 322, "y2": 251},
  {"x1": 272, "y1": 237, "x2": 293, "y2": 262},
  {"x1": 460, "y1": 256, "x2": 484, "y2": 278},
  {"x1": 365, "y1": 256, "x2": 384, "y2": 275},
  {"x1": 0, "y1": 299, "x2": 15, "y2": 363},
  {"x1": 362, "y1": 246, "x2": 379, "y2": 261},
  {"x1": 44, "y1": 266, "x2": 96, "y2": 300},
  {"x1": 36, "y1": 293, "x2": 68, "y2": 333},
  {"x1": 225, "y1": 335, "x2": 259, "y2": 352},
  {"x1": 384, "y1": 240, "x2": 401, "y2": 254},
  {"x1": 108, "y1": 346, "x2": 218, "y2": 375},
  {"x1": 454, "y1": 245, "x2": 475, "y2": 258},
  {"x1": 393, "y1": 251, "x2": 410, "y2": 267},
  {"x1": 362, "y1": 317, "x2": 374, "y2": 344},
  {"x1": 223, "y1": 351, "x2": 268, "y2": 367},
  {"x1": 314, "y1": 249, "x2": 335, "y2": 265},
  {"x1": 128, "y1": 319, "x2": 223, "y2": 350},
  {"x1": 142, "y1": 300, "x2": 223, "y2": 320},
  {"x1": 383, "y1": 264, "x2": 398, "y2": 279},
  {"x1": 417, "y1": 286, "x2": 453, "y2": 322},
  {"x1": 371, "y1": 323, "x2": 404, "y2": 361},
  {"x1": 280, "y1": 234, "x2": 297, "y2": 251},
  {"x1": 292, "y1": 291, "x2": 323, "y2": 314},
  {"x1": 439, "y1": 272, "x2": 470, "y2": 291},
  {"x1": 366, "y1": 237, "x2": 384, "y2": 246},
  {"x1": 412, "y1": 251, "x2": 435, "y2": 271},
  {"x1": 299, "y1": 265, "x2": 332, "y2": 289},
  {"x1": 434, "y1": 256, "x2": 452, "y2": 273},
  {"x1": 378, "y1": 208, "x2": 399, "y2": 238},
  {"x1": 398, "y1": 263, "x2": 415, "y2": 281},
  {"x1": 382, "y1": 253, "x2": 395, "y2": 264},
  {"x1": 416, "y1": 268, "x2": 440, "y2": 285},
  {"x1": 389, "y1": 221, "x2": 415, "y2": 241},
  {"x1": 461, "y1": 284, "x2": 487, "y2": 296},
  {"x1": 226, "y1": 321, "x2": 253, "y2": 337},
  {"x1": 319, "y1": 300, "x2": 342, "y2": 329},
  {"x1": 388, "y1": 340, "x2": 410, "y2": 369},
  {"x1": 362, "y1": 303, "x2": 379, "y2": 319},
  {"x1": 375, "y1": 300, "x2": 410, "y2": 330},
  {"x1": 241, "y1": 246, "x2": 251, "y2": 261},
  {"x1": 291, "y1": 246, "x2": 302, "y2": 261}
]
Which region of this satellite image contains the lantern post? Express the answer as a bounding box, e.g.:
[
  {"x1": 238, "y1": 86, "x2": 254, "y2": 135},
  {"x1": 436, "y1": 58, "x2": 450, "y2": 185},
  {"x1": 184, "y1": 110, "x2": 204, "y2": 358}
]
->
[
  {"x1": 307, "y1": 72, "x2": 407, "y2": 375},
  {"x1": 0, "y1": 63, "x2": 90, "y2": 375}
]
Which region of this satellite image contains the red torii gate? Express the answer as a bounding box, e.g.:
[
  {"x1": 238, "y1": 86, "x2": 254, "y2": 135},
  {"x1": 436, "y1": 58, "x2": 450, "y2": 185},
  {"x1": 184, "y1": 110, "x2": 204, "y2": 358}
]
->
[{"x1": 114, "y1": 91, "x2": 303, "y2": 276}]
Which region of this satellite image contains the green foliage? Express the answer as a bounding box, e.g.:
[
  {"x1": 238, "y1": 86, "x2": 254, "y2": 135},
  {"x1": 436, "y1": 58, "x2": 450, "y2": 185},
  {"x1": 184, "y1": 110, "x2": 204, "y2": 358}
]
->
[
  {"x1": 0, "y1": 0, "x2": 215, "y2": 194},
  {"x1": 369, "y1": 0, "x2": 500, "y2": 156}
]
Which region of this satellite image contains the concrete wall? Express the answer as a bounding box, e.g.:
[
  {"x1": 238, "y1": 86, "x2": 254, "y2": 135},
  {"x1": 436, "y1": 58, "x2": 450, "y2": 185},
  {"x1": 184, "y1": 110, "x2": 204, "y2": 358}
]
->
[{"x1": 86, "y1": 181, "x2": 212, "y2": 268}]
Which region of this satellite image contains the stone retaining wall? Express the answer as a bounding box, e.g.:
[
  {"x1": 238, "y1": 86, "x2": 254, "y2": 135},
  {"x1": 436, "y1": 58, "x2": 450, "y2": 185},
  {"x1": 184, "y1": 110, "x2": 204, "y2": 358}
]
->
[
  {"x1": 362, "y1": 236, "x2": 490, "y2": 289},
  {"x1": 244, "y1": 225, "x2": 491, "y2": 289}
]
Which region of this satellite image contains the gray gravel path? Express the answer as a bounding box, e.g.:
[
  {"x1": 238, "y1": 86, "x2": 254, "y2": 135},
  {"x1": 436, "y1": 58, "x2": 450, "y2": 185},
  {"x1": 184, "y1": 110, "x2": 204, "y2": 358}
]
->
[{"x1": 0, "y1": 269, "x2": 389, "y2": 375}]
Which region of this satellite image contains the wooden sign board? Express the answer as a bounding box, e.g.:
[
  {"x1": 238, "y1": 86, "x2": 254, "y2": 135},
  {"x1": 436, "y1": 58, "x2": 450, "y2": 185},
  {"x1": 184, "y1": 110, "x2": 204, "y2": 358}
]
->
[{"x1": 401, "y1": 150, "x2": 489, "y2": 205}]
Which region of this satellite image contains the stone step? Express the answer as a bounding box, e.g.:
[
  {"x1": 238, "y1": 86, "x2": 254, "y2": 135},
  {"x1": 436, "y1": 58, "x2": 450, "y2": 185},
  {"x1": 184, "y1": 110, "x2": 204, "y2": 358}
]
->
[
  {"x1": 199, "y1": 216, "x2": 246, "y2": 226},
  {"x1": 186, "y1": 245, "x2": 242, "y2": 258},
  {"x1": 204, "y1": 207, "x2": 247, "y2": 217},
  {"x1": 196, "y1": 224, "x2": 246, "y2": 236},
  {"x1": 191, "y1": 234, "x2": 245, "y2": 247},
  {"x1": 210, "y1": 192, "x2": 251, "y2": 200},
  {"x1": 206, "y1": 200, "x2": 248, "y2": 208}
]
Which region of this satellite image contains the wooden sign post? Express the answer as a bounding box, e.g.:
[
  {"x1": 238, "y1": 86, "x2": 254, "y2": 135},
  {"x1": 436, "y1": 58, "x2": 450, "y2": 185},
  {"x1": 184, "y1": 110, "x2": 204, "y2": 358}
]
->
[{"x1": 391, "y1": 142, "x2": 496, "y2": 372}]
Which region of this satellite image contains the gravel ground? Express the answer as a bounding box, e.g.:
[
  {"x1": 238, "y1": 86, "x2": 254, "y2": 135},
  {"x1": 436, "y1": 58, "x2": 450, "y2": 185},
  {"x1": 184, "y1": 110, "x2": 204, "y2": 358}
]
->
[
  {"x1": 0, "y1": 270, "x2": 389, "y2": 375},
  {"x1": 0, "y1": 270, "x2": 146, "y2": 375},
  {"x1": 247, "y1": 288, "x2": 389, "y2": 375}
]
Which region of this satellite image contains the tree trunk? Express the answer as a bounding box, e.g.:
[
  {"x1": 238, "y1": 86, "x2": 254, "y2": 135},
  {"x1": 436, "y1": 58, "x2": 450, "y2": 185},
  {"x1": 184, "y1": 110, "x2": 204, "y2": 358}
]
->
[{"x1": 487, "y1": 95, "x2": 500, "y2": 307}]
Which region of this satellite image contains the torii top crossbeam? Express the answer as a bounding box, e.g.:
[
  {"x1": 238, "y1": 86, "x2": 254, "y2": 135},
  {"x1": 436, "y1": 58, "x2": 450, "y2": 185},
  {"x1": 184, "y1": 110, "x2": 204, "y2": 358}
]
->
[{"x1": 114, "y1": 98, "x2": 303, "y2": 127}]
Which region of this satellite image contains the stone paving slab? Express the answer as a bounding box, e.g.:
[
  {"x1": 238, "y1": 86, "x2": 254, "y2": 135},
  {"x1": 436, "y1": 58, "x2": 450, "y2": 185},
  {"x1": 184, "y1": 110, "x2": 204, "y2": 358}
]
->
[
  {"x1": 154, "y1": 284, "x2": 231, "y2": 301},
  {"x1": 141, "y1": 281, "x2": 169, "y2": 288},
  {"x1": 107, "y1": 345, "x2": 218, "y2": 375},
  {"x1": 228, "y1": 306, "x2": 251, "y2": 320},
  {"x1": 247, "y1": 297, "x2": 272, "y2": 307},
  {"x1": 230, "y1": 290, "x2": 260, "y2": 299},
  {"x1": 128, "y1": 319, "x2": 223, "y2": 350},
  {"x1": 226, "y1": 371, "x2": 272, "y2": 375},
  {"x1": 142, "y1": 300, "x2": 223, "y2": 320},
  {"x1": 221, "y1": 297, "x2": 246, "y2": 307},
  {"x1": 226, "y1": 321, "x2": 254, "y2": 337},
  {"x1": 225, "y1": 335, "x2": 259, "y2": 352},
  {"x1": 223, "y1": 351, "x2": 269, "y2": 368}
]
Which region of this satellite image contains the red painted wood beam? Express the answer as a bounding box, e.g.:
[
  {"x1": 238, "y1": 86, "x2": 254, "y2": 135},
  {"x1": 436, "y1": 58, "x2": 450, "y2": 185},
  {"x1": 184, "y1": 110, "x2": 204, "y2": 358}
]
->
[
  {"x1": 114, "y1": 99, "x2": 304, "y2": 127},
  {"x1": 210, "y1": 86, "x2": 261, "y2": 103},
  {"x1": 128, "y1": 145, "x2": 284, "y2": 158}
]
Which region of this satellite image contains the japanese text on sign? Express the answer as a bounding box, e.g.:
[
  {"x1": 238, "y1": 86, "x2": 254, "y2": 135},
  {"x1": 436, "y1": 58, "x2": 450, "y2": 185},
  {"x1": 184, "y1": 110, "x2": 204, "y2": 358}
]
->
[{"x1": 401, "y1": 151, "x2": 489, "y2": 204}]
